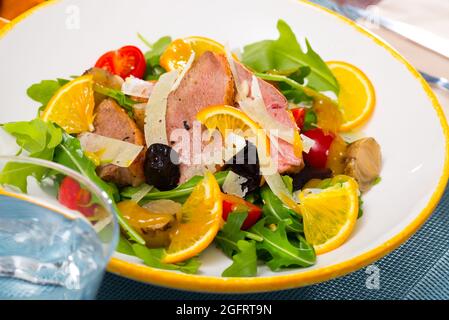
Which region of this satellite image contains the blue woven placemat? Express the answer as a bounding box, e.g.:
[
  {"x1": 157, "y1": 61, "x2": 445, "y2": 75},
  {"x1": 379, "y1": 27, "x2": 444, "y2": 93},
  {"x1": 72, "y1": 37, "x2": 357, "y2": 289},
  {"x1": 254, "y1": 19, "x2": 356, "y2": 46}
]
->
[
  {"x1": 96, "y1": 0, "x2": 449, "y2": 300},
  {"x1": 97, "y1": 184, "x2": 449, "y2": 300}
]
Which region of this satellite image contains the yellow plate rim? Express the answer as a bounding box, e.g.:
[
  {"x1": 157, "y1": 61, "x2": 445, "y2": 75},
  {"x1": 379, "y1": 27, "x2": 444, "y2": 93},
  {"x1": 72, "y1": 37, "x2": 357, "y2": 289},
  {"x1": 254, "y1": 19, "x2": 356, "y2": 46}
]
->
[{"x1": 2, "y1": 0, "x2": 448, "y2": 293}]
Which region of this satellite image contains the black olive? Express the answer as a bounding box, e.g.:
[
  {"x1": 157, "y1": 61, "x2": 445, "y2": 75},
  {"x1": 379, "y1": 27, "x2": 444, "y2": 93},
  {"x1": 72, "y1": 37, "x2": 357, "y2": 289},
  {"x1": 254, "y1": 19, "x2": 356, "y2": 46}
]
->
[
  {"x1": 291, "y1": 167, "x2": 332, "y2": 191},
  {"x1": 223, "y1": 141, "x2": 261, "y2": 194},
  {"x1": 144, "y1": 144, "x2": 180, "y2": 191}
]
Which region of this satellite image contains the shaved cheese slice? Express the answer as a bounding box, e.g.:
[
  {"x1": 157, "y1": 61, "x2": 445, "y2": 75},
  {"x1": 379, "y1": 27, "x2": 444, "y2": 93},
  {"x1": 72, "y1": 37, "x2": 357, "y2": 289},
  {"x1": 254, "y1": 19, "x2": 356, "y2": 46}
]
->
[
  {"x1": 225, "y1": 44, "x2": 247, "y2": 101},
  {"x1": 171, "y1": 51, "x2": 195, "y2": 92},
  {"x1": 78, "y1": 133, "x2": 143, "y2": 167},
  {"x1": 144, "y1": 70, "x2": 179, "y2": 146},
  {"x1": 222, "y1": 171, "x2": 248, "y2": 198},
  {"x1": 301, "y1": 133, "x2": 315, "y2": 153},
  {"x1": 121, "y1": 76, "x2": 154, "y2": 98},
  {"x1": 130, "y1": 184, "x2": 153, "y2": 203},
  {"x1": 261, "y1": 159, "x2": 301, "y2": 213}
]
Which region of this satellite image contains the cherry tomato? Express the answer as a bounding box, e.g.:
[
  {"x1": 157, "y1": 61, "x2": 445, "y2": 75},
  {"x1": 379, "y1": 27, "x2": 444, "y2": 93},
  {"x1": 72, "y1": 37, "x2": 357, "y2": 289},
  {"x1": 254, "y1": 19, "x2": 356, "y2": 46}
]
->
[
  {"x1": 58, "y1": 176, "x2": 80, "y2": 210},
  {"x1": 303, "y1": 128, "x2": 335, "y2": 169},
  {"x1": 222, "y1": 194, "x2": 262, "y2": 230},
  {"x1": 95, "y1": 45, "x2": 146, "y2": 79},
  {"x1": 291, "y1": 108, "x2": 306, "y2": 130},
  {"x1": 58, "y1": 177, "x2": 96, "y2": 217}
]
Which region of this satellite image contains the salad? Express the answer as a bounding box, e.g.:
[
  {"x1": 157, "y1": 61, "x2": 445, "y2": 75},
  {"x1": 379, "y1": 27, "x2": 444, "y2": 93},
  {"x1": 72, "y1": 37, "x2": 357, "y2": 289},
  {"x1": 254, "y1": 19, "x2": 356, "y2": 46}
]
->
[{"x1": 0, "y1": 20, "x2": 382, "y2": 277}]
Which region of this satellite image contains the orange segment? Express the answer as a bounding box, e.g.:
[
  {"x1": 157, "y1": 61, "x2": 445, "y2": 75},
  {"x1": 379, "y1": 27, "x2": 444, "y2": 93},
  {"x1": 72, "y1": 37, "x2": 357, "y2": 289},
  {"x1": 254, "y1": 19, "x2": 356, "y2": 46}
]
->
[
  {"x1": 41, "y1": 75, "x2": 95, "y2": 134},
  {"x1": 160, "y1": 36, "x2": 226, "y2": 71},
  {"x1": 196, "y1": 105, "x2": 271, "y2": 158},
  {"x1": 299, "y1": 175, "x2": 359, "y2": 255},
  {"x1": 163, "y1": 171, "x2": 222, "y2": 264},
  {"x1": 327, "y1": 61, "x2": 376, "y2": 132}
]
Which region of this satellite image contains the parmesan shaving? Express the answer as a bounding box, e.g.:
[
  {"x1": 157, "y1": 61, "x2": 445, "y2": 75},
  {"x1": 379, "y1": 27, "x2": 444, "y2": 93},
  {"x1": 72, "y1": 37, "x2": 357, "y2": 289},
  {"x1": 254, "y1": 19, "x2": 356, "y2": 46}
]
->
[
  {"x1": 261, "y1": 160, "x2": 301, "y2": 211},
  {"x1": 144, "y1": 70, "x2": 179, "y2": 146},
  {"x1": 222, "y1": 171, "x2": 248, "y2": 198},
  {"x1": 225, "y1": 44, "x2": 246, "y2": 101},
  {"x1": 301, "y1": 134, "x2": 315, "y2": 153},
  {"x1": 78, "y1": 133, "x2": 143, "y2": 167},
  {"x1": 121, "y1": 76, "x2": 154, "y2": 98},
  {"x1": 130, "y1": 184, "x2": 153, "y2": 203},
  {"x1": 171, "y1": 51, "x2": 195, "y2": 92}
]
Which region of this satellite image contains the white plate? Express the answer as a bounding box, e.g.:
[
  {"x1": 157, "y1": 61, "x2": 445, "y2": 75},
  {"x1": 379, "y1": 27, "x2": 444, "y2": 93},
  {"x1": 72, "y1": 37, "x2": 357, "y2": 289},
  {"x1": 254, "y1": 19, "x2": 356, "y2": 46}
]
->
[{"x1": 1, "y1": 0, "x2": 448, "y2": 293}]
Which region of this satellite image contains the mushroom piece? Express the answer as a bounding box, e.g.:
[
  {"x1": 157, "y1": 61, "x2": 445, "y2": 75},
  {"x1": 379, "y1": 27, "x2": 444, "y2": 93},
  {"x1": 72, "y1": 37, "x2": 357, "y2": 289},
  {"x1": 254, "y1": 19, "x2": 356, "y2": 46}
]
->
[
  {"x1": 118, "y1": 200, "x2": 178, "y2": 248},
  {"x1": 344, "y1": 137, "x2": 382, "y2": 193}
]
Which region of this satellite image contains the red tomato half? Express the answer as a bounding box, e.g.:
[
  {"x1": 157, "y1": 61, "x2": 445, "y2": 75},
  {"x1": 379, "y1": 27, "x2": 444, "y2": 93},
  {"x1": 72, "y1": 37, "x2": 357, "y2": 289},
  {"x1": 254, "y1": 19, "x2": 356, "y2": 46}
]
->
[
  {"x1": 95, "y1": 45, "x2": 146, "y2": 79},
  {"x1": 303, "y1": 128, "x2": 335, "y2": 169},
  {"x1": 58, "y1": 177, "x2": 96, "y2": 217},
  {"x1": 291, "y1": 108, "x2": 306, "y2": 130},
  {"x1": 222, "y1": 194, "x2": 262, "y2": 230}
]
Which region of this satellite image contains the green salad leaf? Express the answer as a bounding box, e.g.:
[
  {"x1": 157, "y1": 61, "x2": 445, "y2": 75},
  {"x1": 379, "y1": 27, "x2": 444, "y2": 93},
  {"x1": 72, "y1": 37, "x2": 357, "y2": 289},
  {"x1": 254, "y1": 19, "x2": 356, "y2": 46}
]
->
[
  {"x1": 132, "y1": 243, "x2": 201, "y2": 274},
  {"x1": 260, "y1": 185, "x2": 303, "y2": 233},
  {"x1": 121, "y1": 170, "x2": 229, "y2": 203},
  {"x1": 358, "y1": 196, "x2": 364, "y2": 219},
  {"x1": 282, "y1": 175, "x2": 293, "y2": 194},
  {"x1": 0, "y1": 119, "x2": 62, "y2": 192},
  {"x1": 117, "y1": 234, "x2": 135, "y2": 256},
  {"x1": 27, "y1": 79, "x2": 69, "y2": 106},
  {"x1": 279, "y1": 66, "x2": 314, "y2": 104},
  {"x1": 250, "y1": 219, "x2": 315, "y2": 271},
  {"x1": 92, "y1": 83, "x2": 136, "y2": 111},
  {"x1": 302, "y1": 108, "x2": 318, "y2": 131},
  {"x1": 242, "y1": 19, "x2": 339, "y2": 94},
  {"x1": 138, "y1": 34, "x2": 172, "y2": 80},
  {"x1": 53, "y1": 133, "x2": 144, "y2": 245},
  {"x1": 222, "y1": 240, "x2": 257, "y2": 277},
  {"x1": 215, "y1": 211, "x2": 248, "y2": 257}
]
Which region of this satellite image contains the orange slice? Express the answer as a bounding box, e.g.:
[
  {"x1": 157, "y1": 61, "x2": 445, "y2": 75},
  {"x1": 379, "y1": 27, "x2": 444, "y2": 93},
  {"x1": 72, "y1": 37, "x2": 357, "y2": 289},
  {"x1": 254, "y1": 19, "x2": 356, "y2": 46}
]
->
[
  {"x1": 160, "y1": 36, "x2": 226, "y2": 71},
  {"x1": 41, "y1": 75, "x2": 95, "y2": 134},
  {"x1": 298, "y1": 175, "x2": 359, "y2": 255},
  {"x1": 163, "y1": 171, "x2": 222, "y2": 263},
  {"x1": 328, "y1": 61, "x2": 376, "y2": 132},
  {"x1": 196, "y1": 105, "x2": 271, "y2": 158}
]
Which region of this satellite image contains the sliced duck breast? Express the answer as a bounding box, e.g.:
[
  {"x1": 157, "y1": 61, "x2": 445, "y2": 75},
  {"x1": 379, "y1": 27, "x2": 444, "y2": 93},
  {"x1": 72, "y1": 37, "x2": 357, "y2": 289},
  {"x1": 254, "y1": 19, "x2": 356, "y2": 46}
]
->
[
  {"x1": 166, "y1": 51, "x2": 235, "y2": 183},
  {"x1": 93, "y1": 99, "x2": 146, "y2": 187},
  {"x1": 234, "y1": 62, "x2": 303, "y2": 174}
]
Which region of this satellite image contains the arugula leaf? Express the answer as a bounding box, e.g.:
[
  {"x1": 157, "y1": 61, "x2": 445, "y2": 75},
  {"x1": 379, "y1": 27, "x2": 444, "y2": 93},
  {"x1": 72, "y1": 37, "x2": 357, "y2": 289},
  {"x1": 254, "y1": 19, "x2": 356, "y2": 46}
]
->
[
  {"x1": 0, "y1": 119, "x2": 62, "y2": 192},
  {"x1": 250, "y1": 219, "x2": 315, "y2": 270},
  {"x1": 121, "y1": 171, "x2": 229, "y2": 203},
  {"x1": 117, "y1": 234, "x2": 135, "y2": 256},
  {"x1": 282, "y1": 175, "x2": 293, "y2": 194},
  {"x1": 372, "y1": 176, "x2": 382, "y2": 186},
  {"x1": 260, "y1": 186, "x2": 303, "y2": 233},
  {"x1": 303, "y1": 108, "x2": 318, "y2": 131},
  {"x1": 53, "y1": 133, "x2": 144, "y2": 244},
  {"x1": 215, "y1": 211, "x2": 248, "y2": 257},
  {"x1": 222, "y1": 240, "x2": 257, "y2": 277},
  {"x1": 132, "y1": 244, "x2": 201, "y2": 274},
  {"x1": 92, "y1": 83, "x2": 136, "y2": 111},
  {"x1": 138, "y1": 34, "x2": 172, "y2": 80},
  {"x1": 281, "y1": 86, "x2": 313, "y2": 104},
  {"x1": 26, "y1": 79, "x2": 69, "y2": 106},
  {"x1": 358, "y1": 196, "x2": 364, "y2": 219},
  {"x1": 242, "y1": 19, "x2": 339, "y2": 94}
]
